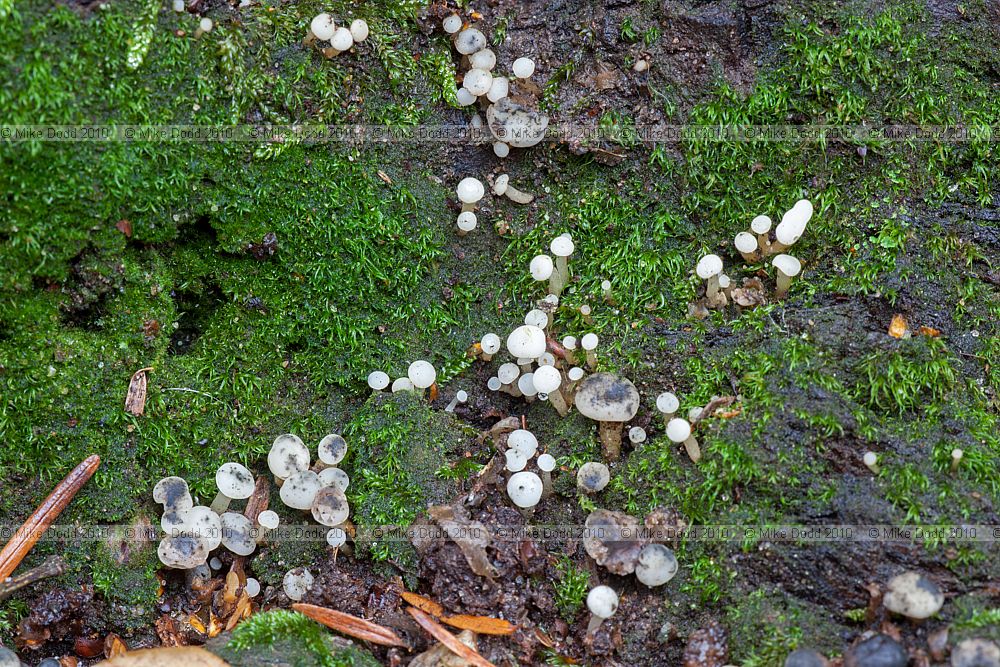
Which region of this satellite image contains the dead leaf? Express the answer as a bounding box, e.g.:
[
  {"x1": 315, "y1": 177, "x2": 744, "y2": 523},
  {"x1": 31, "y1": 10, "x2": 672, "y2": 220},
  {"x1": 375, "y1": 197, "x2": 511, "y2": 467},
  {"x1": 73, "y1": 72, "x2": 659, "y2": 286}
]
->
[
  {"x1": 100, "y1": 646, "x2": 230, "y2": 666},
  {"x1": 292, "y1": 603, "x2": 407, "y2": 647},
  {"x1": 104, "y1": 633, "x2": 128, "y2": 659},
  {"x1": 918, "y1": 325, "x2": 941, "y2": 337},
  {"x1": 224, "y1": 593, "x2": 251, "y2": 632},
  {"x1": 116, "y1": 220, "x2": 133, "y2": 238},
  {"x1": 406, "y1": 607, "x2": 495, "y2": 667},
  {"x1": 401, "y1": 591, "x2": 445, "y2": 618},
  {"x1": 421, "y1": 505, "x2": 498, "y2": 578},
  {"x1": 888, "y1": 314, "x2": 909, "y2": 339},
  {"x1": 124, "y1": 368, "x2": 152, "y2": 416},
  {"x1": 442, "y1": 615, "x2": 515, "y2": 636},
  {"x1": 377, "y1": 170, "x2": 393, "y2": 185},
  {"x1": 410, "y1": 629, "x2": 480, "y2": 667},
  {"x1": 155, "y1": 615, "x2": 185, "y2": 647}
]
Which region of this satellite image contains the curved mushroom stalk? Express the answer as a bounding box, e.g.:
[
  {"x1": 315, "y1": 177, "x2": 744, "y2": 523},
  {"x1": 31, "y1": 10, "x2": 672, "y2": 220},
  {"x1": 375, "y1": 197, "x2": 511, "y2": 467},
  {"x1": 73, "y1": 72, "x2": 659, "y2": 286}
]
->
[{"x1": 598, "y1": 422, "x2": 624, "y2": 461}]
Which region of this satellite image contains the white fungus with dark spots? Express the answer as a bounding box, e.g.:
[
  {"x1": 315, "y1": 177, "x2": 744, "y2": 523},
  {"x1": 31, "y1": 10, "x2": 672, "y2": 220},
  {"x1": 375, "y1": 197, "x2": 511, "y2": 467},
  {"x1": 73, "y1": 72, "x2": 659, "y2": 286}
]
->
[
  {"x1": 318, "y1": 433, "x2": 348, "y2": 466},
  {"x1": 883, "y1": 571, "x2": 944, "y2": 619},
  {"x1": 280, "y1": 470, "x2": 323, "y2": 510}
]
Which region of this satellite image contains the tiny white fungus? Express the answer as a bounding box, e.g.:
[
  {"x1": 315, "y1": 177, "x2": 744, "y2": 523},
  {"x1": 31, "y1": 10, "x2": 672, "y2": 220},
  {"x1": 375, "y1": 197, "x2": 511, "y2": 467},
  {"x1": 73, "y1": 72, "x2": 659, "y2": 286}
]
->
[{"x1": 512, "y1": 57, "x2": 535, "y2": 79}]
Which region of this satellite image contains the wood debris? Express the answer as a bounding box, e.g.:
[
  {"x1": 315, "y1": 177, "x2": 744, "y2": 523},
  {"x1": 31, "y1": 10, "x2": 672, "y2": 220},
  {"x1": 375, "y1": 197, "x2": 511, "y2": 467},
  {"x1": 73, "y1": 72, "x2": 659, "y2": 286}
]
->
[
  {"x1": 124, "y1": 367, "x2": 153, "y2": 416},
  {"x1": 292, "y1": 602, "x2": 407, "y2": 647},
  {"x1": 888, "y1": 314, "x2": 909, "y2": 339},
  {"x1": 406, "y1": 607, "x2": 495, "y2": 667}
]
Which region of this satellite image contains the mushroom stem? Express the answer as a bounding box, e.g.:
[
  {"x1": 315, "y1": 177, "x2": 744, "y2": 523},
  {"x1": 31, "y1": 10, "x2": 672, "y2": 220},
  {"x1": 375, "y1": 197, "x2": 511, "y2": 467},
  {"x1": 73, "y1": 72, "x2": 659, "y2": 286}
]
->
[
  {"x1": 585, "y1": 349, "x2": 597, "y2": 370},
  {"x1": 548, "y1": 271, "x2": 564, "y2": 297},
  {"x1": 598, "y1": 422, "x2": 622, "y2": 461},
  {"x1": 705, "y1": 275, "x2": 723, "y2": 307},
  {"x1": 757, "y1": 233, "x2": 771, "y2": 256},
  {"x1": 738, "y1": 249, "x2": 759, "y2": 263},
  {"x1": 602, "y1": 280, "x2": 616, "y2": 306},
  {"x1": 556, "y1": 255, "x2": 569, "y2": 291},
  {"x1": 586, "y1": 614, "x2": 606, "y2": 635},
  {"x1": 503, "y1": 383, "x2": 523, "y2": 398},
  {"x1": 775, "y1": 271, "x2": 793, "y2": 299},
  {"x1": 683, "y1": 435, "x2": 701, "y2": 463},
  {"x1": 546, "y1": 388, "x2": 570, "y2": 417},
  {"x1": 863, "y1": 452, "x2": 880, "y2": 474},
  {"x1": 461, "y1": 203, "x2": 476, "y2": 214},
  {"x1": 661, "y1": 411, "x2": 676, "y2": 429},
  {"x1": 950, "y1": 448, "x2": 963, "y2": 473},
  {"x1": 302, "y1": 29, "x2": 318, "y2": 46},
  {"x1": 321, "y1": 46, "x2": 343, "y2": 58},
  {"x1": 580, "y1": 305, "x2": 593, "y2": 325},
  {"x1": 769, "y1": 239, "x2": 789, "y2": 254},
  {"x1": 445, "y1": 391, "x2": 468, "y2": 413},
  {"x1": 209, "y1": 492, "x2": 233, "y2": 515},
  {"x1": 540, "y1": 471, "x2": 553, "y2": 499},
  {"x1": 504, "y1": 184, "x2": 534, "y2": 204}
]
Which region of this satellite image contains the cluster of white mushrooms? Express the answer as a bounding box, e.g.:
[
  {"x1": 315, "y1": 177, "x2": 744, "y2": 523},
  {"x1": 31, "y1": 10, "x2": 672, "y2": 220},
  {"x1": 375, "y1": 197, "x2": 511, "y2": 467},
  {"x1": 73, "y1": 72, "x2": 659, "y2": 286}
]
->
[
  {"x1": 302, "y1": 13, "x2": 370, "y2": 59},
  {"x1": 501, "y1": 428, "x2": 557, "y2": 514},
  {"x1": 694, "y1": 199, "x2": 814, "y2": 314},
  {"x1": 367, "y1": 359, "x2": 439, "y2": 396}
]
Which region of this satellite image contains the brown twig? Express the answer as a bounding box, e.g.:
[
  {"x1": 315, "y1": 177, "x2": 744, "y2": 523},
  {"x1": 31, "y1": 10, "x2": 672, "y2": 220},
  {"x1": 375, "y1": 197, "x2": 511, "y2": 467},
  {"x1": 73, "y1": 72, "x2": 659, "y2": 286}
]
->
[
  {"x1": 230, "y1": 476, "x2": 270, "y2": 580},
  {"x1": 406, "y1": 607, "x2": 495, "y2": 667},
  {"x1": 0, "y1": 454, "x2": 100, "y2": 581},
  {"x1": 0, "y1": 556, "x2": 66, "y2": 601},
  {"x1": 293, "y1": 603, "x2": 408, "y2": 647},
  {"x1": 690, "y1": 396, "x2": 736, "y2": 427}
]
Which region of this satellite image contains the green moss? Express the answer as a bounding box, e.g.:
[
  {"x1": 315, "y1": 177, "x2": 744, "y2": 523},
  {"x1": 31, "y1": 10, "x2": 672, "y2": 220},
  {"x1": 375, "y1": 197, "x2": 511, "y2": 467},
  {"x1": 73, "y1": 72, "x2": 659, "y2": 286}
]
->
[
  {"x1": 553, "y1": 555, "x2": 590, "y2": 622},
  {"x1": 853, "y1": 337, "x2": 956, "y2": 414},
  {"x1": 222, "y1": 610, "x2": 380, "y2": 667},
  {"x1": 90, "y1": 521, "x2": 161, "y2": 629}
]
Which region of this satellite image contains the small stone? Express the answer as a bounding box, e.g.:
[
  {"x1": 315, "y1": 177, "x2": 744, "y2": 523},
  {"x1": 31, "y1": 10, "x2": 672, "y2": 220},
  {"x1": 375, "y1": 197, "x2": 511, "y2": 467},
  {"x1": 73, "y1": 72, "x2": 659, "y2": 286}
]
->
[{"x1": 785, "y1": 648, "x2": 828, "y2": 667}]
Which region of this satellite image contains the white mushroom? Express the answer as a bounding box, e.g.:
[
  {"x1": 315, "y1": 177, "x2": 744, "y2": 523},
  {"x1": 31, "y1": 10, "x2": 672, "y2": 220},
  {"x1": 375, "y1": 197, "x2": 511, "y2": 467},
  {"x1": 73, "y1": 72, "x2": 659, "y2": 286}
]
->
[
  {"x1": 533, "y1": 364, "x2": 568, "y2": 416},
  {"x1": 635, "y1": 544, "x2": 678, "y2": 587},
  {"x1": 771, "y1": 199, "x2": 813, "y2": 253},
  {"x1": 529, "y1": 255, "x2": 554, "y2": 282},
  {"x1": 318, "y1": 466, "x2": 350, "y2": 491},
  {"x1": 462, "y1": 68, "x2": 493, "y2": 97},
  {"x1": 456, "y1": 177, "x2": 485, "y2": 213},
  {"x1": 268, "y1": 434, "x2": 310, "y2": 484},
  {"x1": 493, "y1": 141, "x2": 510, "y2": 157},
  {"x1": 549, "y1": 235, "x2": 574, "y2": 296},
  {"x1": 574, "y1": 373, "x2": 639, "y2": 460},
  {"x1": 577, "y1": 461, "x2": 610, "y2": 493},
  {"x1": 245, "y1": 578, "x2": 261, "y2": 597},
  {"x1": 311, "y1": 485, "x2": 350, "y2": 527},
  {"x1": 628, "y1": 427, "x2": 646, "y2": 444},
  {"x1": 486, "y1": 97, "x2": 549, "y2": 149},
  {"x1": 656, "y1": 392, "x2": 679, "y2": 426},
  {"x1": 506, "y1": 471, "x2": 543, "y2": 509},
  {"x1": 454, "y1": 28, "x2": 486, "y2": 55},
  {"x1": 326, "y1": 527, "x2": 347, "y2": 549},
  {"x1": 282, "y1": 567, "x2": 314, "y2": 601},
  {"x1": 469, "y1": 49, "x2": 496, "y2": 71},
  {"x1": 506, "y1": 325, "x2": 547, "y2": 360},
  {"x1": 367, "y1": 370, "x2": 390, "y2": 392},
  {"x1": 863, "y1": 451, "x2": 880, "y2": 473},
  {"x1": 349, "y1": 19, "x2": 369, "y2": 43},
  {"x1": 537, "y1": 453, "x2": 556, "y2": 497},
  {"x1": 456, "y1": 211, "x2": 477, "y2": 236},
  {"x1": 318, "y1": 434, "x2": 348, "y2": 467},
  {"x1": 487, "y1": 76, "x2": 509, "y2": 103},
  {"x1": 696, "y1": 254, "x2": 725, "y2": 308},
  {"x1": 442, "y1": 14, "x2": 463, "y2": 34},
  {"x1": 220, "y1": 512, "x2": 256, "y2": 556},
  {"x1": 408, "y1": 360, "x2": 437, "y2": 393},
  {"x1": 194, "y1": 17, "x2": 213, "y2": 39},
  {"x1": 524, "y1": 309, "x2": 549, "y2": 330},
  {"x1": 734, "y1": 232, "x2": 760, "y2": 262},
  {"x1": 445, "y1": 390, "x2": 468, "y2": 413},
  {"x1": 666, "y1": 418, "x2": 699, "y2": 463},
  {"x1": 772, "y1": 254, "x2": 802, "y2": 299},
  {"x1": 508, "y1": 429, "x2": 538, "y2": 458},
  {"x1": 883, "y1": 571, "x2": 944, "y2": 620},
  {"x1": 505, "y1": 448, "x2": 528, "y2": 472},
  {"x1": 391, "y1": 377, "x2": 415, "y2": 393},
  {"x1": 153, "y1": 476, "x2": 193, "y2": 511},
  {"x1": 279, "y1": 470, "x2": 323, "y2": 510},
  {"x1": 580, "y1": 333, "x2": 599, "y2": 369},
  {"x1": 585, "y1": 586, "x2": 619, "y2": 634},
  {"x1": 322, "y1": 27, "x2": 354, "y2": 58},
  {"x1": 304, "y1": 13, "x2": 335, "y2": 45},
  {"x1": 455, "y1": 87, "x2": 477, "y2": 106},
  {"x1": 157, "y1": 534, "x2": 209, "y2": 570},
  {"x1": 751, "y1": 214, "x2": 772, "y2": 255},
  {"x1": 512, "y1": 57, "x2": 535, "y2": 79},
  {"x1": 210, "y1": 462, "x2": 255, "y2": 514}
]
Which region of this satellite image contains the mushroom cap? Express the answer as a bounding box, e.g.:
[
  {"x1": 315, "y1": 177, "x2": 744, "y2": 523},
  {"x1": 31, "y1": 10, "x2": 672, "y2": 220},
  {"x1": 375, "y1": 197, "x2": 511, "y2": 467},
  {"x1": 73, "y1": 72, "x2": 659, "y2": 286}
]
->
[
  {"x1": 734, "y1": 232, "x2": 759, "y2": 254},
  {"x1": 574, "y1": 373, "x2": 640, "y2": 423},
  {"x1": 330, "y1": 27, "x2": 353, "y2": 51},
  {"x1": 349, "y1": 19, "x2": 369, "y2": 42},
  {"x1": 537, "y1": 453, "x2": 556, "y2": 472},
  {"x1": 718, "y1": 274, "x2": 731, "y2": 289},
  {"x1": 392, "y1": 377, "x2": 415, "y2": 392},
  {"x1": 185, "y1": 506, "x2": 223, "y2": 551},
  {"x1": 577, "y1": 462, "x2": 610, "y2": 492},
  {"x1": 407, "y1": 360, "x2": 437, "y2": 389},
  {"x1": 318, "y1": 466, "x2": 350, "y2": 491},
  {"x1": 158, "y1": 534, "x2": 208, "y2": 569},
  {"x1": 457, "y1": 211, "x2": 478, "y2": 232},
  {"x1": 492, "y1": 173, "x2": 510, "y2": 195},
  {"x1": 628, "y1": 427, "x2": 646, "y2": 444},
  {"x1": 512, "y1": 57, "x2": 535, "y2": 78},
  {"x1": 696, "y1": 254, "x2": 724, "y2": 280},
  {"x1": 665, "y1": 418, "x2": 691, "y2": 443},
  {"x1": 282, "y1": 567, "x2": 314, "y2": 602},
  {"x1": 863, "y1": 451, "x2": 878, "y2": 466},
  {"x1": 311, "y1": 485, "x2": 350, "y2": 527},
  {"x1": 161, "y1": 509, "x2": 189, "y2": 534},
  {"x1": 497, "y1": 362, "x2": 520, "y2": 384},
  {"x1": 583, "y1": 509, "x2": 644, "y2": 574},
  {"x1": 843, "y1": 634, "x2": 907, "y2": 667},
  {"x1": 268, "y1": 434, "x2": 310, "y2": 479},
  {"x1": 280, "y1": 470, "x2": 323, "y2": 510},
  {"x1": 567, "y1": 367, "x2": 585, "y2": 381},
  {"x1": 505, "y1": 448, "x2": 528, "y2": 472},
  {"x1": 656, "y1": 392, "x2": 679, "y2": 414},
  {"x1": 153, "y1": 476, "x2": 193, "y2": 510},
  {"x1": 481, "y1": 333, "x2": 501, "y2": 354},
  {"x1": 506, "y1": 471, "x2": 543, "y2": 508},
  {"x1": 326, "y1": 527, "x2": 347, "y2": 548},
  {"x1": 533, "y1": 365, "x2": 562, "y2": 393},
  {"x1": 517, "y1": 372, "x2": 537, "y2": 397},
  {"x1": 508, "y1": 429, "x2": 538, "y2": 457},
  {"x1": 486, "y1": 97, "x2": 549, "y2": 148},
  {"x1": 586, "y1": 586, "x2": 619, "y2": 619},
  {"x1": 367, "y1": 370, "x2": 390, "y2": 390},
  {"x1": 462, "y1": 68, "x2": 493, "y2": 96},
  {"x1": 506, "y1": 324, "x2": 546, "y2": 359},
  {"x1": 245, "y1": 578, "x2": 262, "y2": 597},
  {"x1": 310, "y1": 14, "x2": 336, "y2": 41},
  {"x1": 562, "y1": 335, "x2": 577, "y2": 350},
  {"x1": 456, "y1": 177, "x2": 485, "y2": 204},
  {"x1": 635, "y1": 544, "x2": 678, "y2": 586},
  {"x1": 487, "y1": 76, "x2": 509, "y2": 103},
  {"x1": 220, "y1": 512, "x2": 256, "y2": 556},
  {"x1": 454, "y1": 28, "x2": 487, "y2": 55},
  {"x1": 487, "y1": 377, "x2": 502, "y2": 391},
  {"x1": 257, "y1": 509, "x2": 280, "y2": 530},
  {"x1": 318, "y1": 433, "x2": 348, "y2": 466},
  {"x1": 469, "y1": 49, "x2": 496, "y2": 71},
  {"x1": 524, "y1": 310, "x2": 549, "y2": 331},
  {"x1": 442, "y1": 14, "x2": 462, "y2": 34},
  {"x1": 199, "y1": 17, "x2": 213, "y2": 31},
  {"x1": 215, "y1": 463, "x2": 255, "y2": 500},
  {"x1": 750, "y1": 215, "x2": 772, "y2": 234},
  {"x1": 456, "y1": 87, "x2": 477, "y2": 106},
  {"x1": 550, "y1": 235, "x2": 574, "y2": 257},
  {"x1": 772, "y1": 254, "x2": 802, "y2": 277},
  {"x1": 883, "y1": 571, "x2": 944, "y2": 619},
  {"x1": 580, "y1": 333, "x2": 599, "y2": 351},
  {"x1": 775, "y1": 203, "x2": 811, "y2": 246},
  {"x1": 493, "y1": 141, "x2": 510, "y2": 157},
  {"x1": 951, "y1": 639, "x2": 1000, "y2": 667},
  {"x1": 529, "y1": 255, "x2": 554, "y2": 281}
]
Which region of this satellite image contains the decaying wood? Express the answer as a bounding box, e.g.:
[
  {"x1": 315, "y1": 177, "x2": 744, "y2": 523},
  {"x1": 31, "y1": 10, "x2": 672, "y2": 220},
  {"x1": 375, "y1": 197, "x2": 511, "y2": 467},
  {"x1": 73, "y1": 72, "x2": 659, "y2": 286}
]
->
[
  {"x1": 442, "y1": 615, "x2": 515, "y2": 636},
  {"x1": 0, "y1": 454, "x2": 100, "y2": 581},
  {"x1": 690, "y1": 395, "x2": 736, "y2": 427},
  {"x1": 124, "y1": 367, "x2": 153, "y2": 416},
  {"x1": 0, "y1": 555, "x2": 65, "y2": 601},
  {"x1": 292, "y1": 603, "x2": 408, "y2": 648},
  {"x1": 100, "y1": 646, "x2": 229, "y2": 667},
  {"x1": 406, "y1": 607, "x2": 495, "y2": 667}
]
